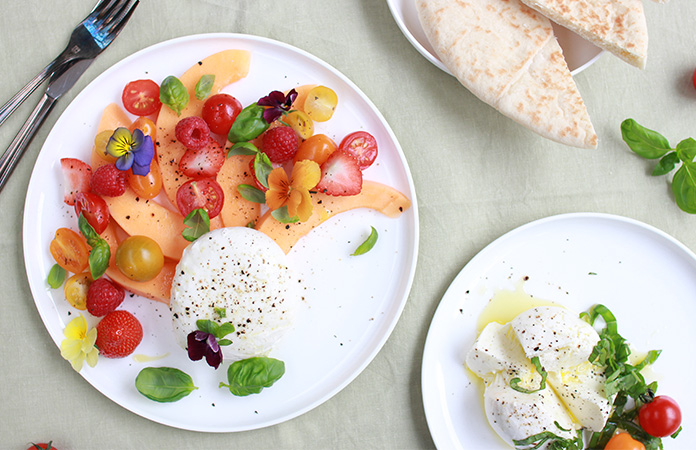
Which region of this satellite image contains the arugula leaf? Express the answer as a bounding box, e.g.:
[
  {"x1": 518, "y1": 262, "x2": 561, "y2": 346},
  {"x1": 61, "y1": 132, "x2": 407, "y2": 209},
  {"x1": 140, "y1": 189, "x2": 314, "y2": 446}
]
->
[
  {"x1": 352, "y1": 226, "x2": 378, "y2": 256},
  {"x1": 77, "y1": 213, "x2": 110, "y2": 279},
  {"x1": 194, "y1": 74, "x2": 215, "y2": 100},
  {"x1": 47, "y1": 264, "x2": 66, "y2": 289},
  {"x1": 182, "y1": 208, "x2": 210, "y2": 242},
  {"x1": 159, "y1": 75, "x2": 189, "y2": 116}
]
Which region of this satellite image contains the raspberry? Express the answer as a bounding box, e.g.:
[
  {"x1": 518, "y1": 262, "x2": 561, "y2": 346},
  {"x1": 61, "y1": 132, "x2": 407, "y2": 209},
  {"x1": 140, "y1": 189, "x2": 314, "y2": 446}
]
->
[
  {"x1": 261, "y1": 126, "x2": 299, "y2": 163},
  {"x1": 86, "y1": 278, "x2": 125, "y2": 317},
  {"x1": 175, "y1": 116, "x2": 211, "y2": 151},
  {"x1": 90, "y1": 164, "x2": 128, "y2": 197}
]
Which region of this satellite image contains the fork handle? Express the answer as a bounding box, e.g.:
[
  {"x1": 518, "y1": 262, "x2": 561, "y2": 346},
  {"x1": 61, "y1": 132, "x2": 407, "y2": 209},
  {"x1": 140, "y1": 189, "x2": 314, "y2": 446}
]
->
[
  {"x1": 0, "y1": 60, "x2": 57, "y2": 128},
  {"x1": 0, "y1": 93, "x2": 56, "y2": 192}
]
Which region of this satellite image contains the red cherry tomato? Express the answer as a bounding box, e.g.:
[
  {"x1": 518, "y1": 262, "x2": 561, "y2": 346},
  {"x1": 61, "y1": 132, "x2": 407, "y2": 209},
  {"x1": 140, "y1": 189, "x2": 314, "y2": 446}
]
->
[
  {"x1": 692, "y1": 67, "x2": 696, "y2": 91},
  {"x1": 604, "y1": 432, "x2": 645, "y2": 450},
  {"x1": 339, "y1": 131, "x2": 378, "y2": 170},
  {"x1": 202, "y1": 93, "x2": 243, "y2": 135},
  {"x1": 639, "y1": 395, "x2": 682, "y2": 437},
  {"x1": 122, "y1": 79, "x2": 161, "y2": 116},
  {"x1": 74, "y1": 192, "x2": 109, "y2": 234},
  {"x1": 176, "y1": 178, "x2": 225, "y2": 218}
]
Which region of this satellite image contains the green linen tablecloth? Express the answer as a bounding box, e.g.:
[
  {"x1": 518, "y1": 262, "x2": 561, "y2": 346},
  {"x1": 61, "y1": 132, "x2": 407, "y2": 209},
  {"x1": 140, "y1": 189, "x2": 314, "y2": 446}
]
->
[{"x1": 1, "y1": 0, "x2": 694, "y2": 448}]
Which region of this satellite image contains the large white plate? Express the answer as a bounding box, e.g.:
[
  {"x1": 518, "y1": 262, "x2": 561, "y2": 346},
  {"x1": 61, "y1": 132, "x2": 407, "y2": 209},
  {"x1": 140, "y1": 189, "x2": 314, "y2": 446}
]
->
[
  {"x1": 422, "y1": 213, "x2": 695, "y2": 449},
  {"x1": 387, "y1": 0, "x2": 604, "y2": 76},
  {"x1": 23, "y1": 33, "x2": 418, "y2": 432}
]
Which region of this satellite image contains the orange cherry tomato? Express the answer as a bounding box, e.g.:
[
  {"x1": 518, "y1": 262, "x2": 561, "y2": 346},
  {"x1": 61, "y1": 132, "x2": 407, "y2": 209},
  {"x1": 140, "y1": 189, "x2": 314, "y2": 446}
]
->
[
  {"x1": 49, "y1": 228, "x2": 90, "y2": 274},
  {"x1": 129, "y1": 116, "x2": 157, "y2": 143},
  {"x1": 293, "y1": 134, "x2": 337, "y2": 165},
  {"x1": 605, "y1": 432, "x2": 645, "y2": 450},
  {"x1": 128, "y1": 158, "x2": 162, "y2": 199},
  {"x1": 63, "y1": 272, "x2": 92, "y2": 310}
]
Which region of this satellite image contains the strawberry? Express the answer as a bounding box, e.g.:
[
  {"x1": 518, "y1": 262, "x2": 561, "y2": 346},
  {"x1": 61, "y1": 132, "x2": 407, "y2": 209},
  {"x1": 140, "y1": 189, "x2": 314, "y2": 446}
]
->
[
  {"x1": 316, "y1": 150, "x2": 363, "y2": 196},
  {"x1": 261, "y1": 126, "x2": 299, "y2": 163},
  {"x1": 95, "y1": 310, "x2": 143, "y2": 358},
  {"x1": 60, "y1": 158, "x2": 92, "y2": 205},
  {"x1": 90, "y1": 164, "x2": 128, "y2": 197},
  {"x1": 86, "y1": 278, "x2": 125, "y2": 317},
  {"x1": 179, "y1": 140, "x2": 225, "y2": 178}
]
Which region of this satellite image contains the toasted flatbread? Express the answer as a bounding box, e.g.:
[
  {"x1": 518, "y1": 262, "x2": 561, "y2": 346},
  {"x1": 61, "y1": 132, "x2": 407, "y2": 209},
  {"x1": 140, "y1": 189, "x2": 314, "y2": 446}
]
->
[
  {"x1": 416, "y1": 0, "x2": 597, "y2": 149},
  {"x1": 518, "y1": 0, "x2": 648, "y2": 69}
]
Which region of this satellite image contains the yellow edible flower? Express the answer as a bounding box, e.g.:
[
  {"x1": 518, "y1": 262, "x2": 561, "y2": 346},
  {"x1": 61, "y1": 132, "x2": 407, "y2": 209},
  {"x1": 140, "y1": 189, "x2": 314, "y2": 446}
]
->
[{"x1": 60, "y1": 314, "x2": 99, "y2": 372}]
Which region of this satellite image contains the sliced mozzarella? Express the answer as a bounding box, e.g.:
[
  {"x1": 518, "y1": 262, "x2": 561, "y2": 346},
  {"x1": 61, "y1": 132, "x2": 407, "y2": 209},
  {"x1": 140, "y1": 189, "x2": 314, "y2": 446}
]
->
[{"x1": 510, "y1": 306, "x2": 599, "y2": 373}]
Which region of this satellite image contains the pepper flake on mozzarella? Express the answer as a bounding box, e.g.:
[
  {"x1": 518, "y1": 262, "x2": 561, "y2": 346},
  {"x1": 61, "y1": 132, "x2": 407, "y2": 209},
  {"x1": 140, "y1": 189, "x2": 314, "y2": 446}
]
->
[{"x1": 170, "y1": 227, "x2": 302, "y2": 361}]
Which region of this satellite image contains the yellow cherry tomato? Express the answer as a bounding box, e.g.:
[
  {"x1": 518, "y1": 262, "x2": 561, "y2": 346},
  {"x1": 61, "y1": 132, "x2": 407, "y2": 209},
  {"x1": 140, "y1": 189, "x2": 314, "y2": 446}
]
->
[
  {"x1": 605, "y1": 432, "x2": 645, "y2": 450},
  {"x1": 304, "y1": 85, "x2": 337, "y2": 122},
  {"x1": 63, "y1": 272, "x2": 93, "y2": 310},
  {"x1": 94, "y1": 129, "x2": 117, "y2": 163},
  {"x1": 285, "y1": 110, "x2": 314, "y2": 140},
  {"x1": 115, "y1": 235, "x2": 164, "y2": 282}
]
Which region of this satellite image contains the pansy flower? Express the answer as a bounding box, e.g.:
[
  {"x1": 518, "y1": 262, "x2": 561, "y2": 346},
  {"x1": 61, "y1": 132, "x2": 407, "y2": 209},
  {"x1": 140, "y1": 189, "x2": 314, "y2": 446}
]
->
[
  {"x1": 106, "y1": 127, "x2": 155, "y2": 176},
  {"x1": 265, "y1": 160, "x2": 321, "y2": 222},
  {"x1": 258, "y1": 89, "x2": 297, "y2": 124},
  {"x1": 60, "y1": 314, "x2": 99, "y2": 372},
  {"x1": 187, "y1": 330, "x2": 222, "y2": 369}
]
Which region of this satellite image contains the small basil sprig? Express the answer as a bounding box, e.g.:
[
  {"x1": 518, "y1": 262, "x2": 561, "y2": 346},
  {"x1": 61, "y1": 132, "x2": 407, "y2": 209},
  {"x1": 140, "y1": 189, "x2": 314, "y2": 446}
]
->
[
  {"x1": 78, "y1": 213, "x2": 110, "y2": 279},
  {"x1": 621, "y1": 119, "x2": 696, "y2": 213},
  {"x1": 196, "y1": 319, "x2": 235, "y2": 346},
  {"x1": 47, "y1": 264, "x2": 66, "y2": 289},
  {"x1": 219, "y1": 356, "x2": 285, "y2": 396},
  {"x1": 271, "y1": 206, "x2": 299, "y2": 224},
  {"x1": 160, "y1": 75, "x2": 189, "y2": 116},
  {"x1": 135, "y1": 367, "x2": 198, "y2": 403},
  {"x1": 195, "y1": 74, "x2": 215, "y2": 100},
  {"x1": 352, "y1": 226, "x2": 378, "y2": 256},
  {"x1": 228, "y1": 103, "x2": 269, "y2": 142},
  {"x1": 182, "y1": 208, "x2": 210, "y2": 242}
]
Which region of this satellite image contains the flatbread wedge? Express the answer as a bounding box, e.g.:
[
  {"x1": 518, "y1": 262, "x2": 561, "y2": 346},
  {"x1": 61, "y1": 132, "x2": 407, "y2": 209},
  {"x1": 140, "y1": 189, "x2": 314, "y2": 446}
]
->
[
  {"x1": 518, "y1": 0, "x2": 648, "y2": 69},
  {"x1": 416, "y1": 0, "x2": 597, "y2": 149}
]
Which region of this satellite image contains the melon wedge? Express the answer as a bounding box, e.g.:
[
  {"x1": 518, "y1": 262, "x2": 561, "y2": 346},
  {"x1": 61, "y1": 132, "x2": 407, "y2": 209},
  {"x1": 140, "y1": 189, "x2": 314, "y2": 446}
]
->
[
  {"x1": 218, "y1": 153, "x2": 261, "y2": 227},
  {"x1": 256, "y1": 181, "x2": 411, "y2": 253},
  {"x1": 90, "y1": 102, "x2": 131, "y2": 169}
]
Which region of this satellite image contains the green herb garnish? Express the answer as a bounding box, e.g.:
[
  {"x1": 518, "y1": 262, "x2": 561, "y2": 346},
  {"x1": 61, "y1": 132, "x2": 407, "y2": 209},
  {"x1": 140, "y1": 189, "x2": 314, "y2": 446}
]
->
[
  {"x1": 47, "y1": 263, "x2": 66, "y2": 289},
  {"x1": 351, "y1": 226, "x2": 378, "y2": 256},
  {"x1": 77, "y1": 213, "x2": 110, "y2": 279},
  {"x1": 237, "y1": 184, "x2": 266, "y2": 204},
  {"x1": 219, "y1": 356, "x2": 285, "y2": 397},
  {"x1": 159, "y1": 75, "x2": 189, "y2": 116},
  {"x1": 135, "y1": 367, "x2": 198, "y2": 403},
  {"x1": 182, "y1": 208, "x2": 210, "y2": 242},
  {"x1": 270, "y1": 206, "x2": 299, "y2": 224},
  {"x1": 513, "y1": 428, "x2": 583, "y2": 450},
  {"x1": 194, "y1": 74, "x2": 215, "y2": 100},
  {"x1": 510, "y1": 356, "x2": 547, "y2": 394}
]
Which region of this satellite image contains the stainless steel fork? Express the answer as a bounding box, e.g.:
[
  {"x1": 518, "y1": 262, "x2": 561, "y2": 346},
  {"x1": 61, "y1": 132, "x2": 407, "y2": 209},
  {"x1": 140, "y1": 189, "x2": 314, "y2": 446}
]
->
[{"x1": 0, "y1": 0, "x2": 139, "y2": 127}]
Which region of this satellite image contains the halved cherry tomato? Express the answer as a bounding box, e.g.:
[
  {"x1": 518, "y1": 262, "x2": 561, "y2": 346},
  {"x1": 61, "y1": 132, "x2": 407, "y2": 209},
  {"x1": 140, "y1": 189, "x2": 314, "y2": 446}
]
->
[
  {"x1": 115, "y1": 236, "x2": 164, "y2": 282},
  {"x1": 128, "y1": 159, "x2": 162, "y2": 199},
  {"x1": 639, "y1": 395, "x2": 682, "y2": 437},
  {"x1": 339, "y1": 131, "x2": 378, "y2": 170},
  {"x1": 122, "y1": 80, "x2": 161, "y2": 116},
  {"x1": 74, "y1": 192, "x2": 109, "y2": 234},
  {"x1": 176, "y1": 178, "x2": 225, "y2": 218},
  {"x1": 285, "y1": 110, "x2": 314, "y2": 140},
  {"x1": 604, "y1": 432, "x2": 645, "y2": 450},
  {"x1": 294, "y1": 134, "x2": 337, "y2": 165},
  {"x1": 130, "y1": 116, "x2": 157, "y2": 143},
  {"x1": 202, "y1": 93, "x2": 242, "y2": 135},
  {"x1": 63, "y1": 272, "x2": 92, "y2": 310},
  {"x1": 49, "y1": 228, "x2": 89, "y2": 273},
  {"x1": 304, "y1": 85, "x2": 337, "y2": 122}
]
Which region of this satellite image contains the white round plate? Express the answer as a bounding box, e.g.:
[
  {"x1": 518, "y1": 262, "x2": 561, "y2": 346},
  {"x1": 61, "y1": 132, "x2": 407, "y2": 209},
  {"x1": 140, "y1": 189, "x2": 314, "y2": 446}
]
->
[
  {"x1": 387, "y1": 0, "x2": 604, "y2": 76},
  {"x1": 23, "y1": 33, "x2": 418, "y2": 432},
  {"x1": 421, "y1": 213, "x2": 695, "y2": 449}
]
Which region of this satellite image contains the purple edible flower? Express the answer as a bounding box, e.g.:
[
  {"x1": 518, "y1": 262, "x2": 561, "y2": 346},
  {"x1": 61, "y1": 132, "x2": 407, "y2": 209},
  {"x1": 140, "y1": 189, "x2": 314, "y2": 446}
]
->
[
  {"x1": 258, "y1": 89, "x2": 297, "y2": 123},
  {"x1": 187, "y1": 330, "x2": 222, "y2": 369}
]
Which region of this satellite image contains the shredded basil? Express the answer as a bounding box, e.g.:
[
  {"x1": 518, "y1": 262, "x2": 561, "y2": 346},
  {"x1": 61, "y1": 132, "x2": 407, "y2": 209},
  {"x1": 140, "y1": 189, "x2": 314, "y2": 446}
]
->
[
  {"x1": 351, "y1": 226, "x2": 378, "y2": 256},
  {"x1": 510, "y1": 356, "x2": 547, "y2": 394}
]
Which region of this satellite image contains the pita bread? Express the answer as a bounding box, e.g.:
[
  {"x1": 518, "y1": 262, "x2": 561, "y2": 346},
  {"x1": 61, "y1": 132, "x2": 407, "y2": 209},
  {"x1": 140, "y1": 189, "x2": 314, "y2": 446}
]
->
[
  {"x1": 518, "y1": 0, "x2": 648, "y2": 68},
  {"x1": 416, "y1": 0, "x2": 597, "y2": 149}
]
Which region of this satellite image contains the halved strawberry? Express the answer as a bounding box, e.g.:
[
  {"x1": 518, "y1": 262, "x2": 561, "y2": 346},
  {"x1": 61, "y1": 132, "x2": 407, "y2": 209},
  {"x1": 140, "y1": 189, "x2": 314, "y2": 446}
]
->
[
  {"x1": 179, "y1": 140, "x2": 225, "y2": 178},
  {"x1": 315, "y1": 150, "x2": 363, "y2": 196},
  {"x1": 95, "y1": 310, "x2": 143, "y2": 358},
  {"x1": 60, "y1": 158, "x2": 92, "y2": 205}
]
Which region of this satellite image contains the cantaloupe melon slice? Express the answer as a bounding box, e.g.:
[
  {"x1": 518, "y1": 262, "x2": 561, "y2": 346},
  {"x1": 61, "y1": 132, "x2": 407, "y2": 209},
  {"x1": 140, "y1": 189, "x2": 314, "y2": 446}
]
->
[
  {"x1": 156, "y1": 49, "x2": 251, "y2": 206},
  {"x1": 217, "y1": 153, "x2": 261, "y2": 227},
  {"x1": 256, "y1": 181, "x2": 411, "y2": 253},
  {"x1": 90, "y1": 102, "x2": 131, "y2": 169},
  {"x1": 100, "y1": 222, "x2": 175, "y2": 304}
]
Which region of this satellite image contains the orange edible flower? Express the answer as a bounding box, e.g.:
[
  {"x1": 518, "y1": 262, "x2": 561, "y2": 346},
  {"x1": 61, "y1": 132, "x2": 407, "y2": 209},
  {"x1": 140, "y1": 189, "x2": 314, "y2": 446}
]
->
[{"x1": 265, "y1": 160, "x2": 320, "y2": 222}]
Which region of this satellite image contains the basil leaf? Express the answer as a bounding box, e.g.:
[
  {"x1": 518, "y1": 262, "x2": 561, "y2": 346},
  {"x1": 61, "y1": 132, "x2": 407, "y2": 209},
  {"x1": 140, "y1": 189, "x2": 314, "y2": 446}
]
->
[
  {"x1": 159, "y1": 75, "x2": 189, "y2": 116},
  {"x1": 621, "y1": 119, "x2": 672, "y2": 159},
  {"x1": 219, "y1": 357, "x2": 285, "y2": 396},
  {"x1": 228, "y1": 103, "x2": 269, "y2": 142},
  {"x1": 510, "y1": 356, "x2": 547, "y2": 394},
  {"x1": 182, "y1": 208, "x2": 210, "y2": 242},
  {"x1": 672, "y1": 162, "x2": 696, "y2": 214},
  {"x1": 254, "y1": 152, "x2": 273, "y2": 189},
  {"x1": 271, "y1": 206, "x2": 299, "y2": 224},
  {"x1": 196, "y1": 319, "x2": 219, "y2": 335},
  {"x1": 218, "y1": 339, "x2": 232, "y2": 346},
  {"x1": 194, "y1": 74, "x2": 215, "y2": 100},
  {"x1": 237, "y1": 184, "x2": 266, "y2": 203},
  {"x1": 351, "y1": 226, "x2": 378, "y2": 256},
  {"x1": 635, "y1": 350, "x2": 662, "y2": 371},
  {"x1": 135, "y1": 367, "x2": 198, "y2": 403},
  {"x1": 216, "y1": 322, "x2": 235, "y2": 339},
  {"x1": 676, "y1": 137, "x2": 696, "y2": 163},
  {"x1": 78, "y1": 214, "x2": 110, "y2": 279},
  {"x1": 227, "y1": 142, "x2": 259, "y2": 157},
  {"x1": 214, "y1": 307, "x2": 226, "y2": 318},
  {"x1": 652, "y1": 151, "x2": 679, "y2": 176},
  {"x1": 47, "y1": 264, "x2": 66, "y2": 289}
]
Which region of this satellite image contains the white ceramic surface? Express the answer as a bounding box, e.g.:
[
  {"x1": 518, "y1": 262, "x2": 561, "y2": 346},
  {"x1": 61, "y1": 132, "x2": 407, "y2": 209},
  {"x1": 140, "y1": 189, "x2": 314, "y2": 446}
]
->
[{"x1": 23, "y1": 33, "x2": 419, "y2": 432}]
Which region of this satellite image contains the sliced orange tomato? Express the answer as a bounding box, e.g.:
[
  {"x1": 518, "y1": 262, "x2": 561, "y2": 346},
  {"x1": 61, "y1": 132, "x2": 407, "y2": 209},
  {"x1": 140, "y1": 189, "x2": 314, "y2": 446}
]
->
[
  {"x1": 128, "y1": 159, "x2": 163, "y2": 199},
  {"x1": 605, "y1": 432, "x2": 645, "y2": 450},
  {"x1": 49, "y1": 228, "x2": 89, "y2": 273},
  {"x1": 293, "y1": 134, "x2": 337, "y2": 165},
  {"x1": 63, "y1": 272, "x2": 92, "y2": 310}
]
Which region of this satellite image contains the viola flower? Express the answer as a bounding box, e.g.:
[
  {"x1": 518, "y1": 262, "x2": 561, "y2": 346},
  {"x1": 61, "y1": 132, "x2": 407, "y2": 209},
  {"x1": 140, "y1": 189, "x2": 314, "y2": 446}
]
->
[
  {"x1": 187, "y1": 330, "x2": 222, "y2": 369},
  {"x1": 60, "y1": 314, "x2": 99, "y2": 372},
  {"x1": 258, "y1": 89, "x2": 297, "y2": 123},
  {"x1": 106, "y1": 127, "x2": 155, "y2": 176},
  {"x1": 265, "y1": 160, "x2": 321, "y2": 222}
]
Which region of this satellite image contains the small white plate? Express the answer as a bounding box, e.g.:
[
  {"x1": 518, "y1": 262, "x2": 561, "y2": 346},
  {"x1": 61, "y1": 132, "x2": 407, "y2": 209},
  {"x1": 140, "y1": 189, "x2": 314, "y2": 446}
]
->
[
  {"x1": 387, "y1": 0, "x2": 603, "y2": 75},
  {"x1": 422, "y1": 213, "x2": 695, "y2": 449},
  {"x1": 23, "y1": 33, "x2": 418, "y2": 432}
]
